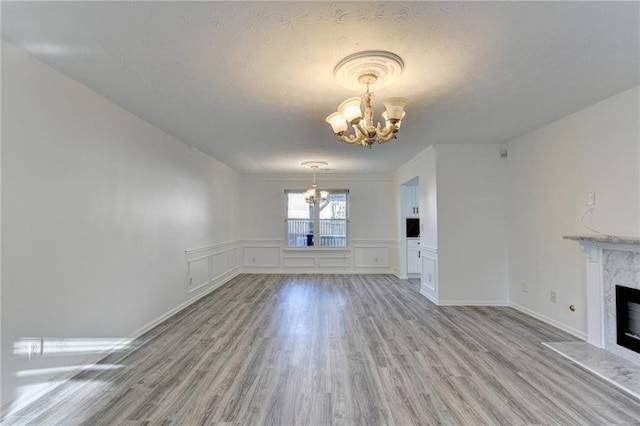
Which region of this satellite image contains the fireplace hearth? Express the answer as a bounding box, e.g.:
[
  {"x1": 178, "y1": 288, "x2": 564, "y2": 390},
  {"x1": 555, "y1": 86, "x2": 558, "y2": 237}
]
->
[{"x1": 616, "y1": 285, "x2": 640, "y2": 354}]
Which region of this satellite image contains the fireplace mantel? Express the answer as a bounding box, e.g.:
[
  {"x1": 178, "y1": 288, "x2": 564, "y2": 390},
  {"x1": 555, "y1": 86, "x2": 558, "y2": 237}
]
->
[
  {"x1": 564, "y1": 234, "x2": 640, "y2": 246},
  {"x1": 564, "y1": 234, "x2": 640, "y2": 364}
]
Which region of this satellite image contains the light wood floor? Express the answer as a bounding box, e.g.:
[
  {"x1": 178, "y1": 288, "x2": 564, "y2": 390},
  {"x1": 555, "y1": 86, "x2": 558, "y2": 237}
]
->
[{"x1": 5, "y1": 274, "x2": 640, "y2": 425}]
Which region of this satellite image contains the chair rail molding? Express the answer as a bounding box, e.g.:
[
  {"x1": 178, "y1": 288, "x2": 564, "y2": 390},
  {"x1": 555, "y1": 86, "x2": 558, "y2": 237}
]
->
[{"x1": 185, "y1": 241, "x2": 240, "y2": 294}]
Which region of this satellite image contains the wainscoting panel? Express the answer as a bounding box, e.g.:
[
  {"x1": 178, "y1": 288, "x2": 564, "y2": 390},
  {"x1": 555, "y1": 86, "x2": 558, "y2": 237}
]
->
[
  {"x1": 210, "y1": 251, "x2": 227, "y2": 282},
  {"x1": 227, "y1": 248, "x2": 239, "y2": 272},
  {"x1": 353, "y1": 247, "x2": 390, "y2": 268},
  {"x1": 390, "y1": 242, "x2": 399, "y2": 276},
  {"x1": 283, "y1": 257, "x2": 315, "y2": 268},
  {"x1": 317, "y1": 256, "x2": 350, "y2": 268},
  {"x1": 243, "y1": 246, "x2": 281, "y2": 268},
  {"x1": 185, "y1": 241, "x2": 241, "y2": 294},
  {"x1": 420, "y1": 248, "x2": 438, "y2": 304},
  {"x1": 241, "y1": 240, "x2": 394, "y2": 273},
  {"x1": 186, "y1": 255, "x2": 211, "y2": 292}
]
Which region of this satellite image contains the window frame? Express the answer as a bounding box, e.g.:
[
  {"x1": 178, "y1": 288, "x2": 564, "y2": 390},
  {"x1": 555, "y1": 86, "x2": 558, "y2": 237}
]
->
[{"x1": 285, "y1": 189, "x2": 349, "y2": 248}]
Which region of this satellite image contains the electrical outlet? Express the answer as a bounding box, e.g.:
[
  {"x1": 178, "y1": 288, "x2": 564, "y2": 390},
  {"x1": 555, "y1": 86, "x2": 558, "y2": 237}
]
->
[
  {"x1": 521, "y1": 282, "x2": 528, "y2": 293},
  {"x1": 189, "y1": 277, "x2": 193, "y2": 286},
  {"x1": 28, "y1": 338, "x2": 43, "y2": 360},
  {"x1": 587, "y1": 192, "x2": 596, "y2": 206},
  {"x1": 550, "y1": 291, "x2": 557, "y2": 303}
]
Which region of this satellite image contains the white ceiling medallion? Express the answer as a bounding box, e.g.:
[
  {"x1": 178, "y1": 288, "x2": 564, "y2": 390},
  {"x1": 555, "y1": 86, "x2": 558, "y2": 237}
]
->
[{"x1": 333, "y1": 50, "x2": 405, "y2": 92}]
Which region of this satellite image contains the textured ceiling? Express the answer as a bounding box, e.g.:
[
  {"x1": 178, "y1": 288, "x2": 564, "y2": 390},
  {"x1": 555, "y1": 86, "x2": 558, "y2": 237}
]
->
[{"x1": 2, "y1": 1, "x2": 639, "y2": 174}]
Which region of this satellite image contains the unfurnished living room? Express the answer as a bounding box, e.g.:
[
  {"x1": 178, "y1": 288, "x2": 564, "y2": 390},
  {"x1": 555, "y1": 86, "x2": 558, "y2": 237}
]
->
[{"x1": 2, "y1": 1, "x2": 640, "y2": 425}]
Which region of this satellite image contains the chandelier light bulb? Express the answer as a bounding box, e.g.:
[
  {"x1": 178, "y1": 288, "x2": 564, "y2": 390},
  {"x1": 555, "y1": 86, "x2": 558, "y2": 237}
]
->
[
  {"x1": 325, "y1": 112, "x2": 348, "y2": 134},
  {"x1": 382, "y1": 111, "x2": 406, "y2": 129},
  {"x1": 337, "y1": 97, "x2": 363, "y2": 125},
  {"x1": 382, "y1": 97, "x2": 408, "y2": 121}
]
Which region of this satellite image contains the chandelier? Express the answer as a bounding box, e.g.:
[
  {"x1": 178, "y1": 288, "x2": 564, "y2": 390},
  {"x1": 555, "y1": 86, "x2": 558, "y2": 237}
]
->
[
  {"x1": 302, "y1": 161, "x2": 329, "y2": 205},
  {"x1": 326, "y1": 51, "x2": 408, "y2": 148}
]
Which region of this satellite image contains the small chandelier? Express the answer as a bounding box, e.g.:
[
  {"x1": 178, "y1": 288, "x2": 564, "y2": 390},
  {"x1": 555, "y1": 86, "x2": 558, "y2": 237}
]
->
[
  {"x1": 302, "y1": 161, "x2": 329, "y2": 205},
  {"x1": 326, "y1": 51, "x2": 408, "y2": 148}
]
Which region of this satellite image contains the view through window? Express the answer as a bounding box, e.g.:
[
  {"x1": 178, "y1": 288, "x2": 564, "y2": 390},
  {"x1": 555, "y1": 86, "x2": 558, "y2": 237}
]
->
[{"x1": 286, "y1": 190, "x2": 348, "y2": 247}]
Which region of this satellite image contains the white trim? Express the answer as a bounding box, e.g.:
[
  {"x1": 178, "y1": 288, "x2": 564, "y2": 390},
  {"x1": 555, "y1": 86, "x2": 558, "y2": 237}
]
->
[
  {"x1": 350, "y1": 239, "x2": 397, "y2": 245},
  {"x1": 240, "y1": 239, "x2": 285, "y2": 245},
  {"x1": 209, "y1": 251, "x2": 228, "y2": 284},
  {"x1": 241, "y1": 269, "x2": 393, "y2": 275},
  {"x1": 0, "y1": 271, "x2": 240, "y2": 419},
  {"x1": 186, "y1": 255, "x2": 212, "y2": 293},
  {"x1": 283, "y1": 257, "x2": 316, "y2": 268},
  {"x1": 136, "y1": 274, "x2": 239, "y2": 337},
  {"x1": 542, "y1": 342, "x2": 640, "y2": 400},
  {"x1": 281, "y1": 247, "x2": 351, "y2": 252},
  {"x1": 420, "y1": 246, "x2": 438, "y2": 253},
  {"x1": 437, "y1": 300, "x2": 509, "y2": 306},
  {"x1": 392, "y1": 145, "x2": 435, "y2": 177},
  {"x1": 510, "y1": 302, "x2": 587, "y2": 340},
  {"x1": 185, "y1": 244, "x2": 239, "y2": 293},
  {"x1": 317, "y1": 255, "x2": 351, "y2": 268},
  {"x1": 599, "y1": 242, "x2": 640, "y2": 252},
  {"x1": 185, "y1": 240, "x2": 239, "y2": 255},
  {"x1": 419, "y1": 288, "x2": 438, "y2": 304},
  {"x1": 354, "y1": 264, "x2": 390, "y2": 268},
  {"x1": 242, "y1": 173, "x2": 392, "y2": 182},
  {"x1": 187, "y1": 145, "x2": 238, "y2": 176}
]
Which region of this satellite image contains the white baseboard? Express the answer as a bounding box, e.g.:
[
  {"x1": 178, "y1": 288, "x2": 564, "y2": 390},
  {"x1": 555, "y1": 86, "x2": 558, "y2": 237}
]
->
[
  {"x1": 241, "y1": 269, "x2": 394, "y2": 275},
  {"x1": 1, "y1": 271, "x2": 240, "y2": 419},
  {"x1": 510, "y1": 302, "x2": 587, "y2": 340},
  {"x1": 129, "y1": 271, "x2": 239, "y2": 339},
  {"x1": 436, "y1": 300, "x2": 510, "y2": 306},
  {"x1": 419, "y1": 288, "x2": 438, "y2": 304}
]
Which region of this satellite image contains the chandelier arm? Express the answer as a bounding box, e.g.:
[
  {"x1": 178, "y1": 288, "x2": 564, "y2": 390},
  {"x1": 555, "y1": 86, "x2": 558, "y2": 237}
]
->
[
  {"x1": 354, "y1": 121, "x2": 370, "y2": 138},
  {"x1": 337, "y1": 131, "x2": 364, "y2": 145},
  {"x1": 375, "y1": 125, "x2": 398, "y2": 143}
]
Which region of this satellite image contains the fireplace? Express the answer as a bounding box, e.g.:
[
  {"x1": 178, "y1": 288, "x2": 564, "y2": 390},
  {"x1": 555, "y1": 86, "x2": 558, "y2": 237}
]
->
[{"x1": 616, "y1": 285, "x2": 640, "y2": 354}]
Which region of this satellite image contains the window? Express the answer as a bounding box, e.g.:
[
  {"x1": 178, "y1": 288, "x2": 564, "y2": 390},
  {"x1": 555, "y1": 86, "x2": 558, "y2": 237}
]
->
[{"x1": 286, "y1": 190, "x2": 348, "y2": 247}]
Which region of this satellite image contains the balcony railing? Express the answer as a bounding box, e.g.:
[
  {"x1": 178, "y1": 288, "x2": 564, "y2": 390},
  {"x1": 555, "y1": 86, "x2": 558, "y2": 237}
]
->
[{"x1": 287, "y1": 219, "x2": 347, "y2": 247}]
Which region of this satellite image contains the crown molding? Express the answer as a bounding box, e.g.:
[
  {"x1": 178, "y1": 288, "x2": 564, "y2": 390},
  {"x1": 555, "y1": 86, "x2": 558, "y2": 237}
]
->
[{"x1": 240, "y1": 173, "x2": 393, "y2": 182}]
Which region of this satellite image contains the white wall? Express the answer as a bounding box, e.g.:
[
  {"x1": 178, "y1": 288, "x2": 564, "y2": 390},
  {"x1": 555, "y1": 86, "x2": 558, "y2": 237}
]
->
[
  {"x1": 435, "y1": 144, "x2": 509, "y2": 305},
  {"x1": 506, "y1": 86, "x2": 640, "y2": 338},
  {"x1": 394, "y1": 147, "x2": 438, "y2": 279},
  {"x1": 394, "y1": 144, "x2": 509, "y2": 305},
  {"x1": 1, "y1": 43, "x2": 241, "y2": 413},
  {"x1": 239, "y1": 175, "x2": 396, "y2": 273}
]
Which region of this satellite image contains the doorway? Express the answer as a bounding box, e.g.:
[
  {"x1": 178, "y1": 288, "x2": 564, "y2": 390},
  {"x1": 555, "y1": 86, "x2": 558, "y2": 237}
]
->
[{"x1": 401, "y1": 177, "x2": 420, "y2": 280}]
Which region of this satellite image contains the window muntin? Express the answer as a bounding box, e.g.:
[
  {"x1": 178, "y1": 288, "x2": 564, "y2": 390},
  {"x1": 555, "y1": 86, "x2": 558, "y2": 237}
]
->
[{"x1": 286, "y1": 190, "x2": 348, "y2": 247}]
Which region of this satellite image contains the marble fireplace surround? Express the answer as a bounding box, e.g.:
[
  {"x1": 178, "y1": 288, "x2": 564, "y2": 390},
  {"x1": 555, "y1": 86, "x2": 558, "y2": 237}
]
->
[
  {"x1": 553, "y1": 235, "x2": 640, "y2": 398},
  {"x1": 564, "y1": 234, "x2": 640, "y2": 362}
]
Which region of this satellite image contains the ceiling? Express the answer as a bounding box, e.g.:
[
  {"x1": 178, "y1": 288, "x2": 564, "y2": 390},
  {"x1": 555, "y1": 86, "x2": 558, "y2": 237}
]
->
[{"x1": 2, "y1": 1, "x2": 639, "y2": 175}]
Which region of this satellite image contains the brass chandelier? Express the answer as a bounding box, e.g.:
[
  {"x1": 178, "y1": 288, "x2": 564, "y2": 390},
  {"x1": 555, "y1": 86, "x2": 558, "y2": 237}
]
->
[{"x1": 326, "y1": 51, "x2": 408, "y2": 148}]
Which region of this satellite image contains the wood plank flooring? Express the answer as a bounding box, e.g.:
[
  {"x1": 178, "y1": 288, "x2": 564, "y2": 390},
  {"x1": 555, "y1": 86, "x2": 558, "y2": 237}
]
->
[{"x1": 4, "y1": 274, "x2": 640, "y2": 425}]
